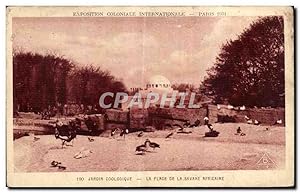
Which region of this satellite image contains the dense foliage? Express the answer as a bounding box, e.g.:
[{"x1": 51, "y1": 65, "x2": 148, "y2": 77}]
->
[
  {"x1": 13, "y1": 52, "x2": 127, "y2": 113},
  {"x1": 201, "y1": 16, "x2": 284, "y2": 107}
]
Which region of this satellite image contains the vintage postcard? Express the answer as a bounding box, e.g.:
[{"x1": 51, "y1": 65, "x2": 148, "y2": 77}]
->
[{"x1": 6, "y1": 6, "x2": 294, "y2": 187}]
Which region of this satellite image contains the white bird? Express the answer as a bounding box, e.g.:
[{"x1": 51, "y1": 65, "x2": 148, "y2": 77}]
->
[
  {"x1": 254, "y1": 120, "x2": 260, "y2": 125},
  {"x1": 74, "y1": 148, "x2": 93, "y2": 159},
  {"x1": 244, "y1": 115, "x2": 250, "y2": 121},
  {"x1": 227, "y1": 105, "x2": 234, "y2": 110},
  {"x1": 247, "y1": 120, "x2": 253, "y2": 124},
  {"x1": 240, "y1": 105, "x2": 246, "y2": 111}
]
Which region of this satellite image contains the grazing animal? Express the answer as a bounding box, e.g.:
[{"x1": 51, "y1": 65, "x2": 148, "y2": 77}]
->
[
  {"x1": 165, "y1": 132, "x2": 174, "y2": 139},
  {"x1": 137, "y1": 131, "x2": 144, "y2": 137}
]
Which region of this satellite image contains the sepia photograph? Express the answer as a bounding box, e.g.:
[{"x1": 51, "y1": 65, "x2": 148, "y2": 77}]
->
[{"x1": 6, "y1": 6, "x2": 294, "y2": 187}]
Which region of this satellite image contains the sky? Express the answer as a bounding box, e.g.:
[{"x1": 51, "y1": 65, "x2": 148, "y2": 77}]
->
[{"x1": 12, "y1": 16, "x2": 257, "y2": 88}]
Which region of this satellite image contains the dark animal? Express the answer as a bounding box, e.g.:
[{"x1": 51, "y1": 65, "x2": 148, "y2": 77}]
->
[
  {"x1": 137, "y1": 131, "x2": 144, "y2": 137},
  {"x1": 88, "y1": 137, "x2": 94, "y2": 142},
  {"x1": 55, "y1": 122, "x2": 78, "y2": 148},
  {"x1": 189, "y1": 119, "x2": 200, "y2": 128},
  {"x1": 207, "y1": 123, "x2": 214, "y2": 131},
  {"x1": 58, "y1": 166, "x2": 66, "y2": 170},
  {"x1": 33, "y1": 136, "x2": 40, "y2": 141},
  {"x1": 135, "y1": 140, "x2": 151, "y2": 154},
  {"x1": 177, "y1": 130, "x2": 192, "y2": 134},
  {"x1": 84, "y1": 116, "x2": 98, "y2": 135},
  {"x1": 135, "y1": 144, "x2": 147, "y2": 154},
  {"x1": 51, "y1": 161, "x2": 61, "y2": 167},
  {"x1": 237, "y1": 127, "x2": 241, "y2": 134},
  {"x1": 165, "y1": 132, "x2": 174, "y2": 139},
  {"x1": 148, "y1": 140, "x2": 160, "y2": 150},
  {"x1": 111, "y1": 128, "x2": 117, "y2": 137},
  {"x1": 120, "y1": 129, "x2": 129, "y2": 139},
  {"x1": 204, "y1": 130, "x2": 220, "y2": 137}
]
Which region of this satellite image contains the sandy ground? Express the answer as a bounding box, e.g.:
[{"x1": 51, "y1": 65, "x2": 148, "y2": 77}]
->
[{"x1": 13, "y1": 123, "x2": 285, "y2": 172}]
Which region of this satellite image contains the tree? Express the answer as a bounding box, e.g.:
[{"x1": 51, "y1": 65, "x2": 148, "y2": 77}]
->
[
  {"x1": 201, "y1": 16, "x2": 284, "y2": 107},
  {"x1": 67, "y1": 65, "x2": 127, "y2": 110},
  {"x1": 13, "y1": 51, "x2": 74, "y2": 112},
  {"x1": 13, "y1": 51, "x2": 127, "y2": 115}
]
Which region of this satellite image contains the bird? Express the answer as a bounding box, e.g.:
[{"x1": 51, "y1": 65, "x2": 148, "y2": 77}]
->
[
  {"x1": 240, "y1": 105, "x2": 246, "y2": 111},
  {"x1": 274, "y1": 119, "x2": 283, "y2": 125},
  {"x1": 237, "y1": 127, "x2": 242, "y2": 134},
  {"x1": 88, "y1": 137, "x2": 94, "y2": 142},
  {"x1": 266, "y1": 127, "x2": 269, "y2": 131},
  {"x1": 177, "y1": 127, "x2": 184, "y2": 132},
  {"x1": 189, "y1": 119, "x2": 201, "y2": 128},
  {"x1": 165, "y1": 132, "x2": 174, "y2": 139},
  {"x1": 51, "y1": 161, "x2": 61, "y2": 167},
  {"x1": 146, "y1": 139, "x2": 160, "y2": 150},
  {"x1": 120, "y1": 128, "x2": 129, "y2": 139},
  {"x1": 247, "y1": 119, "x2": 253, "y2": 124},
  {"x1": 204, "y1": 116, "x2": 209, "y2": 125},
  {"x1": 58, "y1": 166, "x2": 66, "y2": 170},
  {"x1": 135, "y1": 143, "x2": 149, "y2": 155},
  {"x1": 74, "y1": 148, "x2": 93, "y2": 159},
  {"x1": 227, "y1": 105, "x2": 234, "y2": 110},
  {"x1": 254, "y1": 120, "x2": 260, "y2": 125},
  {"x1": 207, "y1": 123, "x2": 214, "y2": 132},
  {"x1": 55, "y1": 123, "x2": 77, "y2": 148},
  {"x1": 137, "y1": 131, "x2": 144, "y2": 137},
  {"x1": 111, "y1": 128, "x2": 117, "y2": 137},
  {"x1": 33, "y1": 136, "x2": 40, "y2": 141},
  {"x1": 244, "y1": 115, "x2": 250, "y2": 121}
]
